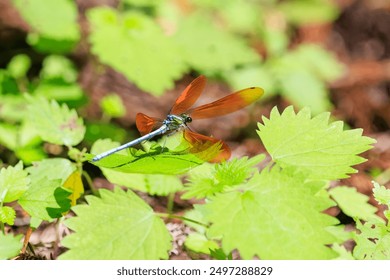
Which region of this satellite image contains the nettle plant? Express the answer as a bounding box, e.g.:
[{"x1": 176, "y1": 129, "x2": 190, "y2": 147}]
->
[{"x1": 1, "y1": 96, "x2": 389, "y2": 260}]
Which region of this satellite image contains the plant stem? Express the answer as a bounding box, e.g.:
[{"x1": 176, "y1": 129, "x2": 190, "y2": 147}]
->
[
  {"x1": 167, "y1": 193, "x2": 175, "y2": 215},
  {"x1": 156, "y1": 212, "x2": 208, "y2": 228},
  {"x1": 82, "y1": 170, "x2": 98, "y2": 195}
]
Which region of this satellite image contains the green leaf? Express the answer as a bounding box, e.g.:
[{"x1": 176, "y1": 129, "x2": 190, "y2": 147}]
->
[
  {"x1": 0, "y1": 206, "x2": 16, "y2": 225},
  {"x1": 60, "y1": 188, "x2": 172, "y2": 259},
  {"x1": 210, "y1": 248, "x2": 233, "y2": 260},
  {"x1": 279, "y1": 70, "x2": 331, "y2": 114},
  {"x1": 185, "y1": 232, "x2": 219, "y2": 254},
  {"x1": 268, "y1": 44, "x2": 344, "y2": 113},
  {"x1": 203, "y1": 167, "x2": 338, "y2": 259},
  {"x1": 122, "y1": 0, "x2": 159, "y2": 7},
  {"x1": 182, "y1": 155, "x2": 265, "y2": 199},
  {"x1": 257, "y1": 106, "x2": 376, "y2": 180},
  {"x1": 26, "y1": 95, "x2": 85, "y2": 146},
  {"x1": 0, "y1": 161, "x2": 30, "y2": 203},
  {"x1": 224, "y1": 64, "x2": 277, "y2": 96},
  {"x1": 0, "y1": 232, "x2": 23, "y2": 260},
  {"x1": 89, "y1": 137, "x2": 219, "y2": 175},
  {"x1": 219, "y1": 0, "x2": 261, "y2": 35},
  {"x1": 0, "y1": 122, "x2": 18, "y2": 150},
  {"x1": 353, "y1": 219, "x2": 390, "y2": 260},
  {"x1": 40, "y1": 55, "x2": 78, "y2": 82},
  {"x1": 173, "y1": 13, "x2": 260, "y2": 73},
  {"x1": 329, "y1": 186, "x2": 378, "y2": 220},
  {"x1": 293, "y1": 44, "x2": 345, "y2": 82},
  {"x1": 100, "y1": 94, "x2": 126, "y2": 118},
  {"x1": 279, "y1": 0, "x2": 340, "y2": 25},
  {"x1": 332, "y1": 244, "x2": 355, "y2": 260},
  {"x1": 12, "y1": 0, "x2": 80, "y2": 52},
  {"x1": 326, "y1": 225, "x2": 353, "y2": 244},
  {"x1": 19, "y1": 177, "x2": 71, "y2": 220},
  {"x1": 92, "y1": 138, "x2": 183, "y2": 195},
  {"x1": 26, "y1": 158, "x2": 75, "y2": 185},
  {"x1": 88, "y1": 7, "x2": 186, "y2": 95},
  {"x1": 7, "y1": 54, "x2": 31, "y2": 79},
  {"x1": 0, "y1": 95, "x2": 26, "y2": 122},
  {"x1": 373, "y1": 181, "x2": 390, "y2": 206}
]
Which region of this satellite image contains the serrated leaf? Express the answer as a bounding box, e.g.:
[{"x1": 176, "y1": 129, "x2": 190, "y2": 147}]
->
[
  {"x1": 183, "y1": 155, "x2": 265, "y2": 199},
  {"x1": 173, "y1": 13, "x2": 260, "y2": 73},
  {"x1": 87, "y1": 7, "x2": 186, "y2": 95},
  {"x1": 203, "y1": 167, "x2": 338, "y2": 259},
  {"x1": 60, "y1": 188, "x2": 172, "y2": 259},
  {"x1": 353, "y1": 219, "x2": 390, "y2": 260},
  {"x1": 0, "y1": 206, "x2": 16, "y2": 225},
  {"x1": 26, "y1": 95, "x2": 85, "y2": 146},
  {"x1": 330, "y1": 186, "x2": 378, "y2": 220},
  {"x1": 12, "y1": 0, "x2": 79, "y2": 52},
  {"x1": 0, "y1": 161, "x2": 30, "y2": 203},
  {"x1": 373, "y1": 181, "x2": 390, "y2": 206},
  {"x1": 257, "y1": 106, "x2": 376, "y2": 180},
  {"x1": 19, "y1": 177, "x2": 71, "y2": 220},
  {"x1": 0, "y1": 232, "x2": 23, "y2": 260},
  {"x1": 63, "y1": 171, "x2": 84, "y2": 206},
  {"x1": 122, "y1": 0, "x2": 159, "y2": 7},
  {"x1": 27, "y1": 158, "x2": 75, "y2": 184}
]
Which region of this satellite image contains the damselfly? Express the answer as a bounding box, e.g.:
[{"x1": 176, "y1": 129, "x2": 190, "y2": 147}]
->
[{"x1": 92, "y1": 76, "x2": 263, "y2": 162}]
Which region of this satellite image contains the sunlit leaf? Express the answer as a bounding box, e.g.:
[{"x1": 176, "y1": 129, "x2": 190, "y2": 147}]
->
[
  {"x1": 204, "y1": 167, "x2": 338, "y2": 259},
  {"x1": 173, "y1": 13, "x2": 260, "y2": 73},
  {"x1": 12, "y1": 0, "x2": 80, "y2": 53},
  {"x1": 60, "y1": 188, "x2": 172, "y2": 259},
  {"x1": 373, "y1": 181, "x2": 390, "y2": 206},
  {"x1": 279, "y1": 0, "x2": 340, "y2": 25},
  {"x1": 0, "y1": 161, "x2": 30, "y2": 203},
  {"x1": 0, "y1": 232, "x2": 23, "y2": 260},
  {"x1": 89, "y1": 136, "x2": 220, "y2": 175},
  {"x1": 353, "y1": 219, "x2": 390, "y2": 260},
  {"x1": 0, "y1": 206, "x2": 16, "y2": 225},
  {"x1": 329, "y1": 186, "x2": 378, "y2": 221},
  {"x1": 183, "y1": 155, "x2": 265, "y2": 199},
  {"x1": 7, "y1": 54, "x2": 31, "y2": 79},
  {"x1": 19, "y1": 177, "x2": 71, "y2": 220},
  {"x1": 100, "y1": 94, "x2": 126, "y2": 118},
  {"x1": 258, "y1": 106, "x2": 376, "y2": 180},
  {"x1": 87, "y1": 7, "x2": 186, "y2": 95},
  {"x1": 26, "y1": 95, "x2": 85, "y2": 146},
  {"x1": 185, "y1": 232, "x2": 219, "y2": 254}
]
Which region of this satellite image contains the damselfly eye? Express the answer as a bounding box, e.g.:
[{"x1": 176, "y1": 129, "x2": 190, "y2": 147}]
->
[{"x1": 185, "y1": 116, "x2": 192, "y2": 123}]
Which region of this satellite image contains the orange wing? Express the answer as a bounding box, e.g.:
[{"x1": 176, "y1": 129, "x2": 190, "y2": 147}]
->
[
  {"x1": 136, "y1": 113, "x2": 162, "y2": 136},
  {"x1": 189, "y1": 87, "x2": 264, "y2": 119},
  {"x1": 170, "y1": 75, "x2": 206, "y2": 115},
  {"x1": 184, "y1": 130, "x2": 231, "y2": 163}
]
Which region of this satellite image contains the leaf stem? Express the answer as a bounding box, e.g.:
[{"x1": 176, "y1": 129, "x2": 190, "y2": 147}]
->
[{"x1": 156, "y1": 212, "x2": 208, "y2": 228}]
